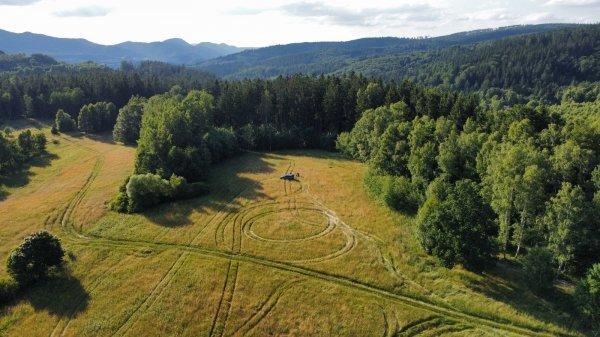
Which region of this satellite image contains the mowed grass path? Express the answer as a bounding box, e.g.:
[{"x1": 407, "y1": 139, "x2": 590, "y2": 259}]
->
[{"x1": 0, "y1": 123, "x2": 583, "y2": 337}]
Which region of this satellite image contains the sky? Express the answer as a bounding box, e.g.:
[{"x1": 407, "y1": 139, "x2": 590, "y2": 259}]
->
[{"x1": 0, "y1": 0, "x2": 598, "y2": 47}]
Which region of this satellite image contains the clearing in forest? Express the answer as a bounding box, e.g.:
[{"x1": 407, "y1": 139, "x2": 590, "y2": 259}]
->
[{"x1": 0, "y1": 125, "x2": 582, "y2": 337}]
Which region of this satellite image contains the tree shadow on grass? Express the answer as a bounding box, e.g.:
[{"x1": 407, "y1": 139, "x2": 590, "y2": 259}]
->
[
  {"x1": 25, "y1": 273, "x2": 89, "y2": 318},
  {"x1": 0, "y1": 118, "x2": 50, "y2": 131},
  {"x1": 0, "y1": 152, "x2": 59, "y2": 201},
  {"x1": 463, "y1": 260, "x2": 587, "y2": 335},
  {"x1": 141, "y1": 152, "x2": 277, "y2": 227}
]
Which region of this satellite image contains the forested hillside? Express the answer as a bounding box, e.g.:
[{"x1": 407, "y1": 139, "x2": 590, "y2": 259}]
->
[
  {"x1": 197, "y1": 24, "x2": 574, "y2": 78},
  {"x1": 198, "y1": 24, "x2": 599, "y2": 103},
  {"x1": 342, "y1": 24, "x2": 600, "y2": 101}
]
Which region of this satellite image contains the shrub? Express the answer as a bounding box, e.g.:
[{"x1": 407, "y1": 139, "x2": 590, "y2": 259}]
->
[
  {"x1": 364, "y1": 169, "x2": 422, "y2": 214},
  {"x1": 109, "y1": 191, "x2": 129, "y2": 213},
  {"x1": 522, "y1": 247, "x2": 556, "y2": 294},
  {"x1": 7, "y1": 231, "x2": 64, "y2": 286},
  {"x1": 116, "y1": 173, "x2": 209, "y2": 213},
  {"x1": 382, "y1": 175, "x2": 422, "y2": 214},
  {"x1": 126, "y1": 173, "x2": 172, "y2": 213},
  {"x1": 32, "y1": 133, "x2": 46, "y2": 154},
  {"x1": 574, "y1": 263, "x2": 600, "y2": 328},
  {"x1": 363, "y1": 169, "x2": 386, "y2": 199},
  {"x1": 54, "y1": 109, "x2": 76, "y2": 132}
]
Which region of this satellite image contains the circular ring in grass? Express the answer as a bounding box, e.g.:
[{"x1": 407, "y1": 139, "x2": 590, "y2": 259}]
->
[{"x1": 242, "y1": 206, "x2": 335, "y2": 243}]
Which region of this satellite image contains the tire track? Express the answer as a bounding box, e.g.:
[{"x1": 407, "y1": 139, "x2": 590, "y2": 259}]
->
[
  {"x1": 228, "y1": 279, "x2": 301, "y2": 337},
  {"x1": 209, "y1": 261, "x2": 240, "y2": 337},
  {"x1": 49, "y1": 255, "x2": 133, "y2": 337},
  {"x1": 397, "y1": 316, "x2": 443, "y2": 336},
  {"x1": 70, "y1": 234, "x2": 564, "y2": 337},
  {"x1": 54, "y1": 145, "x2": 569, "y2": 337},
  {"x1": 109, "y1": 251, "x2": 187, "y2": 337}
]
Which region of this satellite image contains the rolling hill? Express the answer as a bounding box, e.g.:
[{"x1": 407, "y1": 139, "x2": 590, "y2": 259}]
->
[
  {"x1": 0, "y1": 29, "x2": 245, "y2": 67},
  {"x1": 196, "y1": 24, "x2": 579, "y2": 79}
]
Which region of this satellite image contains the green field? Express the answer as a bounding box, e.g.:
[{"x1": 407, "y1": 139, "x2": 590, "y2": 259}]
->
[{"x1": 0, "y1": 122, "x2": 583, "y2": 337}]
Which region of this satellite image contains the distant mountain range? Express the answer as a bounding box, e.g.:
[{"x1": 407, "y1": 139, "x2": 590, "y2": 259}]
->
[
  {"x1": 0, "y1": 23, "x2": 585, "y2": 79},
  {"x1": 196, "y1": 24, "x2": 580, "y2": 79},
  {"x1": 0, "y1": 29, "x2": 245, "y2": 67}
]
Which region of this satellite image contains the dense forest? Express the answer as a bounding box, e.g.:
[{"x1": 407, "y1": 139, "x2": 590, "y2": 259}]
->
[
  {"x1": 0, "y1": 58, "x2": 215, "y2": 120},
  {"x1": 197, "y1": 24, "x2": 576, "y2": 79},
  {"x1": 0, "y1": 56, "x2": 418, "y2": 142},
  {"x1": 336, "y1": 90, "x2": 600, "y2": 322},
  {"x1": 200, "y1": 24, "x2": 599, "y2": 103},
  {"x1": 343, "y1": 24, "x2": 600, "y2": 101}
]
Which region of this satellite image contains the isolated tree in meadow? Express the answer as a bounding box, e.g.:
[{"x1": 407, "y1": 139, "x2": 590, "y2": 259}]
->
[
  {"x1": 544, "y1": 182, "x2": 587, "y2": 273},
  {"x1": 6, "y1": 231, "x2": 64, "y2": 286},
  {"x1": 0, "y1": 133, "x2": 19, "y2": 175},
  {"x1": 54, "y1": 109, "x2": 76, "y2": 132},
  {"x1": 113, "y1": 96, "x2": 147, "y2": 144},
  {"x1": 417, "y1": 179, "x2": 496, "y2": 270},
  {"x1": 16, "y1": 130, "x2": 40, "y2": 158}
]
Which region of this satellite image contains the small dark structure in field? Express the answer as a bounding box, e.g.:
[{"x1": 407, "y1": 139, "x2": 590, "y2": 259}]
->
[{"x1": 280, "y1": 173, "x2": 296, "y2": 180}]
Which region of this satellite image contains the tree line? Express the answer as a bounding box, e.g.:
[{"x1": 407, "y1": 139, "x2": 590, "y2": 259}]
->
[
  {"x1": 337, "y1": 90, "x2": 600, "y2": 328},
  {"x1": 0, "y1": 60, "x2": 215, "y2": 120}
]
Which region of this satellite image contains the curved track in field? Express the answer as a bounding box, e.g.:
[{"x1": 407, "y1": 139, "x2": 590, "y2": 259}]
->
[{"x1": 52, "y1": 144, "x2": 569, "y2": 337}]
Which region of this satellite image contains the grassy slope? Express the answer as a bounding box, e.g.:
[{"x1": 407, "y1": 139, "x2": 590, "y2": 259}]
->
[{"x1": 0, "y1": 120, "x2": 583, "y2": 336}]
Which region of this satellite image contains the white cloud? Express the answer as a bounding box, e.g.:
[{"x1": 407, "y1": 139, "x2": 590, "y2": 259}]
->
[
  {"x1": 542, "y1": 0, "x2": 600, "y2": 6},
  {"x1": 54, "y1": 5, "x2": 111, "y2": 18},
  {"x1": 0, "y1": 0, "x2": 595, "y2": 47},
  {"x1": 461, "y1": 8, "x2": 519, "y2": 21},
  {"x1": 233, "y1": 1, "x2": 443, "y2": 27},
  {"x1": 0, "y1": 0, "x2": 41, "y2": 5},
  {"x1": 523, "y1": 12, "x2": 562, "y2": 22}
]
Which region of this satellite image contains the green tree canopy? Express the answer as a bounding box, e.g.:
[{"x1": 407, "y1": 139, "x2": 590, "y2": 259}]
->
[{"x1": 6, "y1": 231, "x2": 64, "y2": 286}]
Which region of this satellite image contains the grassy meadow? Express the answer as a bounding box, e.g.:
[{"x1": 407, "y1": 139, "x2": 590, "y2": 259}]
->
[{"x1": 0, "y1": 120, "x2": 585, "y2": 337}]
